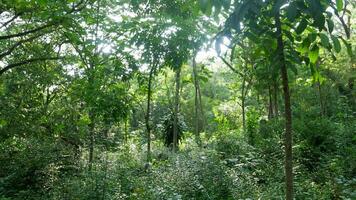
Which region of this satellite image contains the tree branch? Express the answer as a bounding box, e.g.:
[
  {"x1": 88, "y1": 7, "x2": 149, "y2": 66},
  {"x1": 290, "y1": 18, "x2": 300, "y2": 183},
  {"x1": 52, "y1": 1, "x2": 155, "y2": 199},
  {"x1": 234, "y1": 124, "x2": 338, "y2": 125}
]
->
[
  {"x1": 1, "y1": 12, "x2": 22, "y2": 28},
  {"x1": 218, "y1": 55, "x2": 244, "y2": 77},
  {"x1": 0, "y1": 33, "x2": 45, "y2": 60},
  {"x1": 0, "y1": 22, "x2": 56, "y2": 40},
  {"x1": 330, "y1": 4, "x2": 350, "y2": 39},
  {"x1": 0, "y1": 57, "x2": 63, "y2": 76}
]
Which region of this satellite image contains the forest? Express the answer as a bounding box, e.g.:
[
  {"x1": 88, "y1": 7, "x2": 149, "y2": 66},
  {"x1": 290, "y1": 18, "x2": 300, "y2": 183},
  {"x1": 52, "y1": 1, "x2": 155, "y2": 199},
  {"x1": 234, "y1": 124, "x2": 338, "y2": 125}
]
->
[{"x1": 0, "y1": 0, "x2": 355, "y2": 199}]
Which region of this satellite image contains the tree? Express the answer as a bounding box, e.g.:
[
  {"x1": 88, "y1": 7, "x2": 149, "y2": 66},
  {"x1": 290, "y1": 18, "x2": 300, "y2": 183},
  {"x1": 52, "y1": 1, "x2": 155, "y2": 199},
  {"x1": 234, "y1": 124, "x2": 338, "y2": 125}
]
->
[
  {"x1": 213, "y1": 0, "x2": 347, "y2": 198},
  {"x1": 0, "y1": 0, "x2": 89, "y2": 75}
]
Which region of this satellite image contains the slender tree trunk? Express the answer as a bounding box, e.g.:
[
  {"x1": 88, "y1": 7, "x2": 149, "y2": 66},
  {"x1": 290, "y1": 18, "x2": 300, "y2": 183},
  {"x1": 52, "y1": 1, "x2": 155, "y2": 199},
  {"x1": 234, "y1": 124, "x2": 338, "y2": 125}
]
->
[
  {"x1": 173, "y1": 68, "x2": 181, "y2": 152},
  {"x1": 315, "y1": 60, "x2": 325, "y2": 117},
  {"x1": 336, "y1": 8, "x2": 355, "y2": 92},
  {"x1": 192, "y1": 55, "x2": 202, "y2": 146},
  {"x1": 88, "y1": 112, "x2": 95, "y2": 171},
  {"x1": 194, "y1": 85, "x2": 199, "y2": 139},
  {"x1": 124, "y1": 118, "x2": 128, "y2": 143},
  {"x1": 273, "y1": 80, "x2": 279, "y2": 117},
  {"x1": 145, "y1": 67, "x2": 154, "y2": 162},
  {"x1": 197, "y1": 81, "x2": 205, "y2": 131},
  {"x1": 241, "y1": 77, "x2": 246, "y2": 132},
  {"x1": 102, "y1": 151, "x2": 108, "y2": 200},
  {"x1": 275, "y1": 11, "x2": 293, "y2": 200},
  {"x1": 316, "y1": 80, "x2": 325, "y2": 117},
  {"x1": 88, "y1": 71, "x2": 95, "y2": 171},
  {"x1": 88, "y1": 0, "x2": 100, "y2": 172},
  {"x1": 268, "y1": 85, "x2": 274, "y2": 119}
]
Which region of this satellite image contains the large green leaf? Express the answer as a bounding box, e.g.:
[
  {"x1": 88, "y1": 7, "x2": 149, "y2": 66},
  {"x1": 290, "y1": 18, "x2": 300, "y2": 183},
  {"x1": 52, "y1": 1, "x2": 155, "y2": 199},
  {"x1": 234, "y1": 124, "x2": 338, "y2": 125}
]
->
[
  {"x1": 309, "y1": 63, "x2": 323, "y2": 83},
  {"x1": 199, "y1": 0, "x2": 212, "y2": 15},
  {"x1": 313, "y1": 14, "x2": 325, "y2": 31},
  {"x1": 296, "y1": 18, "x2": 308, "y2": 35},
  {"x1": 308, "y1": 45, "x2": 319, "y2": 64},
  {"x1": 272, "y1": 0, "x2": 286, "y2": 15},
  {"x1": 297, "y1": 38, "x2": 311, "y2": 54},
  {"x1": 327, "y1": 18, "x2": 334, "y2": 33},
  {"x1": 331, "y1": 35, "x2": 341, "y2": 53},
  {"x1": 289, "y1": 63, "x2": 298, "y2": 75},
  {"x1": 286, "y1": 2, "x2": 298, "y2": 22},
  {"x1": 340, "y1": 38, "x2": 353, "y2": 57},
  {"x1": 336, "y1": 0, "x2": 343, "y2": 12},
  {"x1": 308, "y1": 33, "x2": 317, "y2": 43},
  {"x1": 319, "y1": 33, "x2": 330, "y2": 49}
]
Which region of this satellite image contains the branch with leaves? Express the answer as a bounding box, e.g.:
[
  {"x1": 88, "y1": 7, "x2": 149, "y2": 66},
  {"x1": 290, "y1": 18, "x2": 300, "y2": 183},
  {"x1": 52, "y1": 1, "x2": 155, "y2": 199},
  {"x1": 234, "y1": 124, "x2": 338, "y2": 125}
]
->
[{"x1": 0, "y1": 57, "x2": 64, "y2": 76}]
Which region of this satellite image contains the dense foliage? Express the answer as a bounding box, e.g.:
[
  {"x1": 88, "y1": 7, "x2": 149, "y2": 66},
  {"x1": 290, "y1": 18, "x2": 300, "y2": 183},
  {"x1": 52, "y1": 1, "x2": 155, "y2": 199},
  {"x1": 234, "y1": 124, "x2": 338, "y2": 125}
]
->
[{"x1": 0, "y1": 0, "x2": 355, "y2": 199}]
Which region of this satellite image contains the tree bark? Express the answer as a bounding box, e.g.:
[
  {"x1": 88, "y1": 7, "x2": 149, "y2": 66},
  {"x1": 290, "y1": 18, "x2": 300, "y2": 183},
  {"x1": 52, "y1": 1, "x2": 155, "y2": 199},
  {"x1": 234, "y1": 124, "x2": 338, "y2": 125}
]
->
[
  {"x1": 197, "y1": 79, "x2": 205, "y2": 132},
  {"x1": 0, "y1": 57, "x2": 63, "y2": 76},
  {"x1": 124, "y1": 118, "x2": 128, "y2": 143},
  {"x1": 275, "y1": 11, "x2": 293, "y2": 200},
  {"x1": 334, "y1": 6, "x2": 355, "y2": 93},
  {"x1": 273, "y1": 80, "x2": 279, "y2": 117},
  {"x1": 172, "y1": 67, "x2": 181, "y2": 152},
  {"x1": 192, "y1": 55, "x2": 202, "y2": 146},
  {"x1": 88, "y1": 74, "x2": 95, "y2": 171},
  {"x1": 88, "y1": 0, "x2": 100, "y2": 171},
  {"x1": 317, "y1": 81, "x2": 325, "y2": 117},
  {"x1": 268, "y1": 85, "x2": 274, "y2": 119},
  {"x1": 146, "y1": 67, "x2": 155, "y2": 162},
  {"x1": 241, "y1": 77, "x2": 246, "y2": 132}
]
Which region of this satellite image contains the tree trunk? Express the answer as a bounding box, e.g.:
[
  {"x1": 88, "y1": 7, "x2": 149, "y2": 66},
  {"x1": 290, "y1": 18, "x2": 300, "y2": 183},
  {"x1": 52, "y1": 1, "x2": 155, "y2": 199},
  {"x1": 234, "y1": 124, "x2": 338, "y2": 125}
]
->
[
  {"x1": 316, "y1": 80, "x2": 325, "y2": 117},
  {"x1": 88, "y1": 117, "x2": 94, "y2": 171},
  {"x1": 88, "y1": 71, "x2": 95, "y2": 171},
  {"x1": 275, "y1": 11, "x2": 293, "y2": 200},
  {"x1": 173, "y1": 68, "x2": 181, "y2": 152},
  {"x1": 124, "y1": 118, "x2": 128, "y2": 143},
  {"x1": 268, "y1": 85, "x2": 274, "y2": 119},
  {"x1": 197, "y1": 80, "x2": 205, "y2": 131},
  {"x1": 315, "y1": 60, "x2": 325, "y2": 117},
  {"x1": 273, "y1": 80, "x2": 279, "y2": 117},
  {"x1": 88, "y1": 0, "x2": 100, "y2": 172},
  {"x1": 192, "y1": 55, "x2": 202, "y2": 146},
  {"x1": 145, "y1": 67, "x2": 154, "y2": 162},
  {"x1": 241, "y1": 77, "x2": 246, "y2": 132},
  {"x1": 336, "y1": 7, "x2": 355, "y2": 94}
]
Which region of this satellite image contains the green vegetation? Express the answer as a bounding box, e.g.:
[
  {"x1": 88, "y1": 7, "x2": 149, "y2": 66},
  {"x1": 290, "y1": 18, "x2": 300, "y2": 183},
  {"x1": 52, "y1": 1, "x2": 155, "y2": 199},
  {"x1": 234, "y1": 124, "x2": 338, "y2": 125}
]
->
[{"x1": 0, "y1": 0, "x2": 355, "y2": 199}]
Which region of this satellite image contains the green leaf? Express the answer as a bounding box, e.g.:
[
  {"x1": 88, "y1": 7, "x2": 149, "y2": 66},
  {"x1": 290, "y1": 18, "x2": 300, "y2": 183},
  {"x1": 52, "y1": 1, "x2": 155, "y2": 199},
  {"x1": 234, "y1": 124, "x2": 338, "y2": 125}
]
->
[
  {"x1": 313, "y1": 14, "x2": 325, "y2": 31},
  {"x1": 331, "y1": 35, "x2": 341, "y2": 53},
  {"x1": 296, "y1": 19, "x2": 308, "y2": 35},
  {"x1": 286, "y1": 2, "x2": 298, "y2": 22},
  {"x1": 0, "y1": 119, "x2": 7, "y2": 128},
  {"x1": 284, "y1": 31, "x2": 294, "y2": 43},
  {"x1": 297, "y1": 38, "x2": 310, "y2": 54},
  {"x1": 199, "y1": 0, "x2": 212, "y2": 15},
  {"x1": 245, "y1": 32, "x2": 258, "y2": 42},
  {"x1": 308, "y1": 33, "x2": 317, "y2": 43},
  {"x1": 327, "y1": 19, "x2": 334, "y2": 33},
  {"x1": 309, "y1": 63, "x2": 323, "y2": 83},
  {"x1": 308, "y1": 45, "x2": 319, "y2": 64},
  {"x1": 336, "y1": 0, "x2": 343, "y2": 12},
  {"x1": 198, "y1": 74, "x2": 209, "y2": 82},
  {"x1": 37, "y1": 0, "x2": 47, "y2": 6},
  {"x1": 319, "y1": 33, "x2": 330, "y2": 49},
  {"x1": 340, "y1": 38, "x2": 353, "y2": 57},
  {"x1": 309, "y1": 63, "x2": 316, "y2": 77},
  {"x1": 289, "y1": 64, "x2": 298, "y2": 75},
  {"x1": 312, "y1": 71, "x2": 322, "y2": 83},
  {"x1": 272, "y1": 0, "x2": 286, "y2": 15}
]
